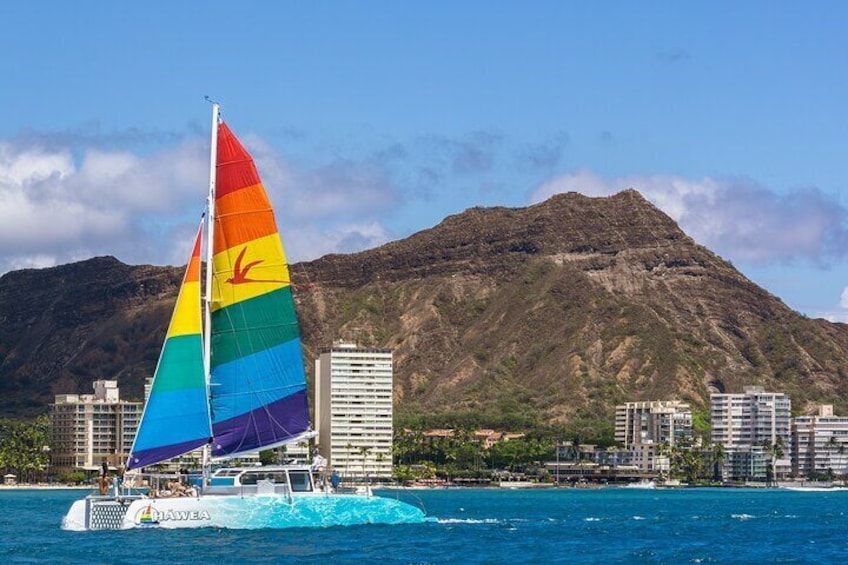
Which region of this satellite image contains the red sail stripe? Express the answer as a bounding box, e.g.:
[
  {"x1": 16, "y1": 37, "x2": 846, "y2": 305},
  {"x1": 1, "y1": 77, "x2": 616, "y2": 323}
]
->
[{"x1": 216, "y1": 121, "x2": 261, "y2": 199}]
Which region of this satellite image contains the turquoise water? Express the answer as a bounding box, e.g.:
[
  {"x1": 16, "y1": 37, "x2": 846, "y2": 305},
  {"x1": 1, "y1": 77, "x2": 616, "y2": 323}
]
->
[{"x1": 3, "y1": 487, "x2": 847, "y2": 563}]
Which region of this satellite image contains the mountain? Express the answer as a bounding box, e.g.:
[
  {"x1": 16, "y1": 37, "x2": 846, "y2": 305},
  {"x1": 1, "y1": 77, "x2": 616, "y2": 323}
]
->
[{"x1": 2, "y1": 190, "x2": 848, "y2": 436}]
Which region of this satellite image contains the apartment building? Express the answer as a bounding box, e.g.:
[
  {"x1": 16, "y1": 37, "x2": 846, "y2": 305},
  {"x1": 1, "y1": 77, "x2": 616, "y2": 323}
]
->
[
  {"x1": 315, "y1": 341, "x2": 393, "y2": 480},
  {"x1": 615, "y1": 400, "x2": 693, "y2": 448},
  {"x1": 50, "y1": 380, "x2": 141, "y2": 474},
  {"x1": 791, "y1": 404, "x2": 848, "y2": 479},
  {"x1": 710, "y1": 386, "x2": 791, "y2": 480}
]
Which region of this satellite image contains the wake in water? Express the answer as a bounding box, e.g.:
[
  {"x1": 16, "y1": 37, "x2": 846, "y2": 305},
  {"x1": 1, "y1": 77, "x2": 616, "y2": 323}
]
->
[{"x1": 437, "y1": 518, "x2": 500, "y2": 524}]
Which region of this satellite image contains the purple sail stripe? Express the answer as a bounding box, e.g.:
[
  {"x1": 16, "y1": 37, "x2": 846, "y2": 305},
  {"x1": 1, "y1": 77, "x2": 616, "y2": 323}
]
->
[
  {"x1": 211, "y1": 389, "x2": 310, "y2": 457},
  {"x1": 127, "y1": 437, "x2": 209, "y2": 470}
]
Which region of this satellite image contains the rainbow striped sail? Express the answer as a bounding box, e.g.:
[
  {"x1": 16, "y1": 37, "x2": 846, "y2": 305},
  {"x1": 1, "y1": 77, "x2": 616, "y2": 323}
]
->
[
  {"x1": 127, "y1": 225, "x2": 211, "y2": 470},
  {"x1": 208, "y1": 121, "x2": 311, "y2": 457}
]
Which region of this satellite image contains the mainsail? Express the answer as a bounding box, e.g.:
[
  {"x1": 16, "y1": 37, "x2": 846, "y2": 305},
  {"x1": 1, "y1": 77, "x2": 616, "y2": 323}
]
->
[
  {"x1": 127, "y1": 225, "x2": 212, "y2": 470},
  {"x1": 126, "y1": 117, "x2": 311, "y2": 468},
  {"x1": 208, "y1": 121, "x2": 311, "y2": 457}
]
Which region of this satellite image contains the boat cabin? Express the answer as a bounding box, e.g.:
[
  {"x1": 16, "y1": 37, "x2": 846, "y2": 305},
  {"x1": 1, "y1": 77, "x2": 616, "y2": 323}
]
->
[{"x1": 207, "y1": 466, "x2": 317, "y2": 495}]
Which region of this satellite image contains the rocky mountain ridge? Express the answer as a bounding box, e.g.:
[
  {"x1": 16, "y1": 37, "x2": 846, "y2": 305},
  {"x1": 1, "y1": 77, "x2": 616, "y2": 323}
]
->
[{"x1": 2, "y1": 190, "x2": 847, "y2": 435}]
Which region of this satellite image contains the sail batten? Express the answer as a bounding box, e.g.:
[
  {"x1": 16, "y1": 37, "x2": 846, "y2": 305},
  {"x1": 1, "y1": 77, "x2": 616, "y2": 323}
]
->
[
  {"x1": 127, "y1": 225, "x2": 211, "y2": 470},
  {"x1": 208, "y1": 121, "x2": 311, "y2": 457}
]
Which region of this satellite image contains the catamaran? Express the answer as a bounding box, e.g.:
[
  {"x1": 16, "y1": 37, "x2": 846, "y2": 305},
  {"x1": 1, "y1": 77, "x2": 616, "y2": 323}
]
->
[{"x1": 62, "y1": 103, "x2": 426, "y2": 530}]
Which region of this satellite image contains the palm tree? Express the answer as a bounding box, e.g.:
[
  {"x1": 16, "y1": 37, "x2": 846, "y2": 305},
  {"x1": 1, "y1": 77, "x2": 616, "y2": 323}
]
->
[
  {"x1": 825, "y1": 435, "x2": 839, "y2": 480},
  {"x1": 358, "y1": 445, "x2": 372, "y2": 482},
  {"x1": 761, "y1": 438, "x2": 784, "y2": 486},
  {"x1": 344, "y1": 442, "x2": 354, "y2": 478},
  {"x1": 571, "y1": 436, "x2": 581, "y2": 462},
  {"x1": 711, "y1": 443, "x2": 725, "y2": 482},
  {"x1": 375, "y1": 452, "x2": 385, "y2": 479}
]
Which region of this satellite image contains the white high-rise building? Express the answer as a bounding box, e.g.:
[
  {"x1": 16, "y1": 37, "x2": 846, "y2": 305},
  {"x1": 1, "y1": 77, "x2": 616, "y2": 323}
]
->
[
  {"x1": 315, "y1": 341, "x2": 393, "y2": 480},
  {"x1": 792, "y1": 405, "x2": 848, "y2": 479},
  {"x1": 50, "y1": 380, "x2": 142, "y2": 474},
  {"x1": 711, "y1": 386, "x2": 791, "y2": 480}
]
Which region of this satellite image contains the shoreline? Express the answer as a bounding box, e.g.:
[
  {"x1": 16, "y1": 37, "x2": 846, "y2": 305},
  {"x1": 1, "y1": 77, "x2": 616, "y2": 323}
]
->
[{"x1": 0, "y1": 484, "x2": 91, "y2": 490}]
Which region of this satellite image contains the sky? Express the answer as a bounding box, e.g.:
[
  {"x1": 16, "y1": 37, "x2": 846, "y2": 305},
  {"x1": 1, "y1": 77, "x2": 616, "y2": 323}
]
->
[{"x1": 1, "y1": 2, "x2": 847, "y2": 320}]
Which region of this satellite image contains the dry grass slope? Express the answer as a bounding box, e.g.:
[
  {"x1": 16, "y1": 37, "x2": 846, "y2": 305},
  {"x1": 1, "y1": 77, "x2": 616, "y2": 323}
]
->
[{"x1": 3, "y1": 191, "x2": 848, "y2": 432}]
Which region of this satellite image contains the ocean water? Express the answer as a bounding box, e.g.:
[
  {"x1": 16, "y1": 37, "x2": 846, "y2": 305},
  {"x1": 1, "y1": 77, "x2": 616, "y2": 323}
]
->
[{"x1": 2, "y1": 487, "x2": 847, "y2": 564}]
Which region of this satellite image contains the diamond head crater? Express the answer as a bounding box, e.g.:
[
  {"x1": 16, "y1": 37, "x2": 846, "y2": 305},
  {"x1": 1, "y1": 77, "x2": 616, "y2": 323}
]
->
[{"x1": 2, "y1": 190, "x2": 847, "y2": 440}]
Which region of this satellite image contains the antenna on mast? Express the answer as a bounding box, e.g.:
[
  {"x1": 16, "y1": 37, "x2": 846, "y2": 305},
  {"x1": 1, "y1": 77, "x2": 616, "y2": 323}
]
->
[{"x1": 204, "y1": 96, "x2": 222, "y2": 118}]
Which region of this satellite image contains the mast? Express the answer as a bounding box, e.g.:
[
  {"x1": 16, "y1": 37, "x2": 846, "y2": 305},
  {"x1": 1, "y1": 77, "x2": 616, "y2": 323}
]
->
[{"x1": 202, "y1": 101, "x2": 220, "y2": 473}]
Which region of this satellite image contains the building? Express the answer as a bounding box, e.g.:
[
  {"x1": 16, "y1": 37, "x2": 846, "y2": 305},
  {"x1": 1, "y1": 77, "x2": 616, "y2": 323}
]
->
[
  {"x1": 315, "y1": 341, "x2": 394, "y2": 480},
  {"x1": 615, "y1": 401, "x2": 693, "y2": 448},
  {"x1": 791, "y1": 405, "x2": 848, "y2": 479},
  {"x1": 50, "y1": 380, "x2": 142, "y2": 474},
  {"x1": 710, "y1": 386, "x2": 791, "y2": 481},
  {"x1": 613, "y1": 400, "x2": 691, "y2": 475}
]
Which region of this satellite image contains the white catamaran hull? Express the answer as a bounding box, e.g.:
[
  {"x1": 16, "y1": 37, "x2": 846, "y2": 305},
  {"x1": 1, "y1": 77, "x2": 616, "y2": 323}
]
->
[{"x1": 63, "y1": 492, "x2": 426, "y2": 531}]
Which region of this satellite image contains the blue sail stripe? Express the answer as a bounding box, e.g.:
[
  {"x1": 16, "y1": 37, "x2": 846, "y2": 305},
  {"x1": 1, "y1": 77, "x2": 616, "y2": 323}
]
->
[
  {"x1": 210, "y1": 338, "x2": 306, "y2": 424},
  {"x1": 129, "y1": 438, "x2": 209, "y2": 471},
  {"x1": 132, "y1": 387, "x2": 211, "y2": 450}
]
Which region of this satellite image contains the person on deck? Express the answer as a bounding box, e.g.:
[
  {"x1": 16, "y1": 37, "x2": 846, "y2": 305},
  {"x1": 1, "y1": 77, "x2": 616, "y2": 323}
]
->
[{"x1": 98, "y1": 459, "x2": 110, "y2": 496}]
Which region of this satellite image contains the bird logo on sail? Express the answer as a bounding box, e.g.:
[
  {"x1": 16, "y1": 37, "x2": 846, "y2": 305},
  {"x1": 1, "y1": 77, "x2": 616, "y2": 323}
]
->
[{"x1": 225, "y1": 246, "x2": 287, "y2": 285}]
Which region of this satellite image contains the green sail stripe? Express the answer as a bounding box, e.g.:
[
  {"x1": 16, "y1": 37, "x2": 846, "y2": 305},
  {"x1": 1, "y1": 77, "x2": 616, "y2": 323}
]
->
[
  {"x1": 151, "y1": 334, "x2": 206, "y2": 393},
  {"x1": 210, "y1": 286, "x2": 300, "y2": 368}
]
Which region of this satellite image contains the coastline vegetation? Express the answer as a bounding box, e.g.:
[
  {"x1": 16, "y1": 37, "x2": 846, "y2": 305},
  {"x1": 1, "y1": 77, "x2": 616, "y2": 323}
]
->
[{"x1": 0, "y1": 416, "x2": 52, "y2": 483}]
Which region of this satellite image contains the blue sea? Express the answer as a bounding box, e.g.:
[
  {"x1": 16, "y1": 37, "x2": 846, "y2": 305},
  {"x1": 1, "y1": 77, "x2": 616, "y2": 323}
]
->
[{"x1": 2, "y1": 487, "x2": 847, "y2": 564}]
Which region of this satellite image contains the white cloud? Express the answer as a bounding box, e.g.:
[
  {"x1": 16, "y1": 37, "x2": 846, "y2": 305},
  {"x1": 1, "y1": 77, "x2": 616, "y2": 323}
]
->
[
  {"x1": 827, "y1": 286, "x2": 848, "y2": 322},
  {"x1": 531, "y1": 170, "x2": 848, "y2": 265},
  {"x1": 0, "y1": 144, "x2": 74, "y2": 185},
  {"x1": 285, "y1": 221, "x2": 391, "y2": 263},
  {"x1": 0, "y1": 137, "x2": 207, "y2": 273},
  {"x1": 0, "y1": 130, "x2": 403, "y2": 275}
]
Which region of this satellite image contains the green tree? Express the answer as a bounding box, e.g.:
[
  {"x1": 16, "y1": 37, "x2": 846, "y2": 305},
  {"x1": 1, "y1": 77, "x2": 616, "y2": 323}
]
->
[
  {"x1": 358, "y1": 445, "x2": 372, "y2": 480},
  {"x1": 711, "y1": 443, "x2": 725, "y2": 482},
  {"x1": 0, "y1": 415, "x2": 50, "y2": 483}
]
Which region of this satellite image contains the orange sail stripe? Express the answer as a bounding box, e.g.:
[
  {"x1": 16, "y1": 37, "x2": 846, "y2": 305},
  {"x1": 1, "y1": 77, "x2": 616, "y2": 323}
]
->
[
  {"x1": 184, "y1": 230, "x2": 202, "y2": 283},
  {"x1": 216, "y1": 121, "x2": 261, "y2": 199},
  {"x1": 214, "y1": 184, "x2": 278, "y2": 252}
]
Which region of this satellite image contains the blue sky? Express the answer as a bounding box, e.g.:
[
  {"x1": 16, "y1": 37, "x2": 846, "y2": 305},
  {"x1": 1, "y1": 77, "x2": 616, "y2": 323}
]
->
[{"x1": 1, "y1": 2, "x2": 847, "y2": 319}]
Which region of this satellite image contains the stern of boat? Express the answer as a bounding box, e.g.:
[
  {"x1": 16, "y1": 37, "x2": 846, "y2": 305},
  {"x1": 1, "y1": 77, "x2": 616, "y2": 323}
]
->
[{"x1": 62, "y1": 495, "x2": 147, "y2": 531}]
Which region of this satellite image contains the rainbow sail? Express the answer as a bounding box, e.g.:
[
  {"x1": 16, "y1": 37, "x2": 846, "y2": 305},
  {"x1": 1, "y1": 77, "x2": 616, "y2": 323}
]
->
[
  {"x1": 208, "y1": 121, "x2": 311, "y2": 457},
  {"x1": 127, "y1": 225, "x2": 211, "y2": 470}
]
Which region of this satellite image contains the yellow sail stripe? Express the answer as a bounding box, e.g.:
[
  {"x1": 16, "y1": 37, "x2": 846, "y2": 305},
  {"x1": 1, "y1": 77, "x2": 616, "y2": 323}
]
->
[
  {"x1": 167, "y1": 280, "x2": 202, "y2": 338},
  {"x1": 211, "y1": 232, "x2": 291, "y2": 312}
]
